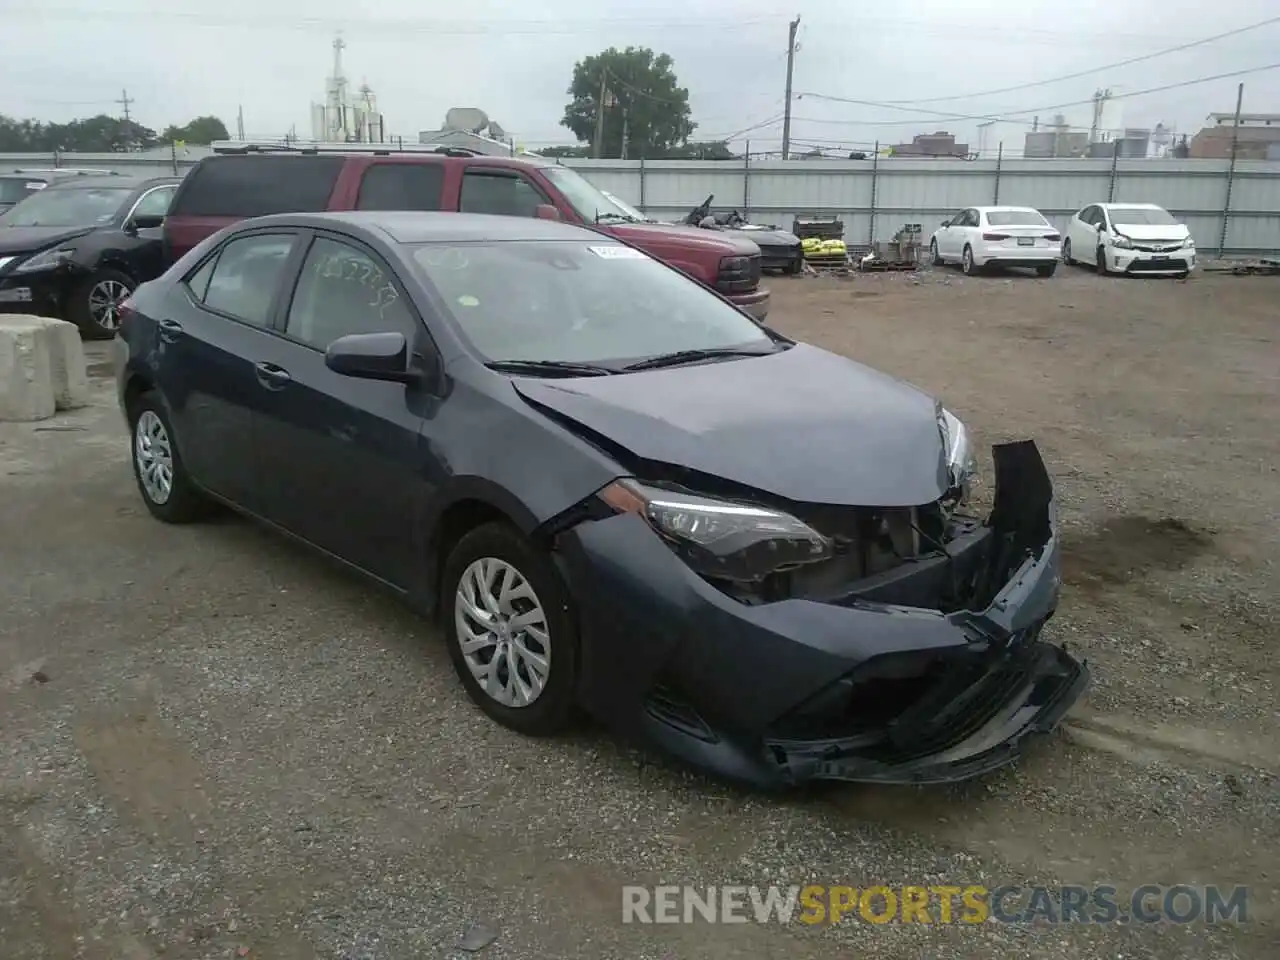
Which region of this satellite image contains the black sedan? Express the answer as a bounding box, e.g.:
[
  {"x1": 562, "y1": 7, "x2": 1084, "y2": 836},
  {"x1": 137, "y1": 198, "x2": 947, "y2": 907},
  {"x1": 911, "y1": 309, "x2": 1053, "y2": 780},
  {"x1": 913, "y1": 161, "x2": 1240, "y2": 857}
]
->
[
  {"x1": 114, "y1": 210, "x2": 1088, "y2": 789},
  {"x1": 0, "y1": 174, "x2": 180, "y2": 338}
]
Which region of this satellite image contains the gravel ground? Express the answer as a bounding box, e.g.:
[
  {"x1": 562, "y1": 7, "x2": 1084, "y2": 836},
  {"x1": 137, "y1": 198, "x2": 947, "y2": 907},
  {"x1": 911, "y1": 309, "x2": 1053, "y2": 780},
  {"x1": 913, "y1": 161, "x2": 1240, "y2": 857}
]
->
[{"x1": 1, "y1": 264, "x2": 1277, "y2": 958}]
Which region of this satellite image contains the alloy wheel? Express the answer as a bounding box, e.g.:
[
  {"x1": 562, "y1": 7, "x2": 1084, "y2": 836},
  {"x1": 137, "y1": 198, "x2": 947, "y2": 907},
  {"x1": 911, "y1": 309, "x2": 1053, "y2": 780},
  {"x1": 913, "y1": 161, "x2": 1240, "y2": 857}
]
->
[
  {"x1": 962, "y1": 247, "x2": 974, "y2": 274},
  {"x1": 88, "y1": 279, "x2": 132, "y2": 331},
  {"x1": 134, "y1": 410, "x2": 174, "y2": 504},
  {"x1": 454, "y1": 557, "x2": 551, "y2": 708}
]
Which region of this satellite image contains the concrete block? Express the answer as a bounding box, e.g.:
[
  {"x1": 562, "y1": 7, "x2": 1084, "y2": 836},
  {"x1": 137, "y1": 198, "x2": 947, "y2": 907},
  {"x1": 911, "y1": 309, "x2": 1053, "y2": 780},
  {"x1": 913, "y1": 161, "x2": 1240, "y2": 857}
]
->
[
  {"x1": 0, "y1": 318, "x2": 56, "y2": 421},
  {"x1": 0, "y1": 315, "x2": 89, "y2": 414}
]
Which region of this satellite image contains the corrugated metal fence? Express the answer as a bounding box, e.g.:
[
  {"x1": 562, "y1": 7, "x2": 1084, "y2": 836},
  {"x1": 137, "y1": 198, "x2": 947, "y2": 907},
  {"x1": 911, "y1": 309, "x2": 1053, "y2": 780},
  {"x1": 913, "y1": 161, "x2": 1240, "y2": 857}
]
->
[{"x1": 4, "y1": 149, "x2": 1278, "y2": 255}]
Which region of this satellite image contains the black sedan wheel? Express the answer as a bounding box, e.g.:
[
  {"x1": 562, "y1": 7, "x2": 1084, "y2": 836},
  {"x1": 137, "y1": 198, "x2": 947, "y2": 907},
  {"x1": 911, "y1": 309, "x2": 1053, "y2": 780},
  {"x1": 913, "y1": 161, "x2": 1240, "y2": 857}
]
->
[
  {"x1": 442, "y1": 522, "x2": 578, "y2": 735},
  {"x1": 71, "y1": 268, "x2": 135, "y2": 340},
  {"x1": 128, "y1": 392, "x2": 211, "y2": 523}
]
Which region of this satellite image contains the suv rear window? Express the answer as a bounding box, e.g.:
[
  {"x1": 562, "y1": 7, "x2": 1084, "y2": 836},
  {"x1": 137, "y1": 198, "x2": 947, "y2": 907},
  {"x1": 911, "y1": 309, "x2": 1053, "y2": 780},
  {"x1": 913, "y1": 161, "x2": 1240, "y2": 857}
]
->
[
  {"x1": 170, "y1": 155, "x2": 343, "y2": 217},
  {"x1": 356, "y1": 163, "x2": 444, "y2": 211}
]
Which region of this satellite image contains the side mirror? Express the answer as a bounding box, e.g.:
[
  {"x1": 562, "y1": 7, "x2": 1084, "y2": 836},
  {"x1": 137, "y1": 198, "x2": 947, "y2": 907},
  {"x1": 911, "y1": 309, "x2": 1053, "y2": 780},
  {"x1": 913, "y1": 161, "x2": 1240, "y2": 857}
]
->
[
  {"x1": 534, "y1": 204, "x2": 562, "y2": 221},
  {"x1": 1096, "y1": 222, "x2": 1105, "y2": 232},
  {"x1": 940, "y1": 220, "x2": 951, "y2": 228},
  {"x1": 325, "y1": 332, "x2": 418, "y2": 383},
  {"x1": 128, "y1": 213, "x2": 165, "y2": 232}
]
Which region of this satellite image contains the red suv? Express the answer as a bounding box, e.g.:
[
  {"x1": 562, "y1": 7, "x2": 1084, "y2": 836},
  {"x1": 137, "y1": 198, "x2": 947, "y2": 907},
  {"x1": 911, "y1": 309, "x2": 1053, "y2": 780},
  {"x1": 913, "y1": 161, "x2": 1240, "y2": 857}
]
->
[{"x1": 162, "y1": 146, "x2": 770, "y2": 319}]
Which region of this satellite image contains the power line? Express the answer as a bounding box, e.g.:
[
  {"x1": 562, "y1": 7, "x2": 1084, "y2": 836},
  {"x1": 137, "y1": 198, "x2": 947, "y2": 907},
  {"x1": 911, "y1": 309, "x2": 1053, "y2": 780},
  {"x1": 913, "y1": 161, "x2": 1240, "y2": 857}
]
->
[
  {"x1": 872, "y1": 14, "x2": 1280, "y2": 105},
  {"x1": 797, "y1": 61, "x2": 1280, "y2": 129}
]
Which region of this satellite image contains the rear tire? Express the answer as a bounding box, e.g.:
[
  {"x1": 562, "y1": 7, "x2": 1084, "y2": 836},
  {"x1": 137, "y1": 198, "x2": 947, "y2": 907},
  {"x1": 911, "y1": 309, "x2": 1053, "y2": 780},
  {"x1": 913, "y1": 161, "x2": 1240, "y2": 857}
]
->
[
  {"x1": 128, "y1": 392, "x2": 212, "y2": 523},
  {"x1": 1036, "y1": 263, "x2": 1057, "y2": 278},
  {"x1": 961, "y1": 245, "x2": 978, "y2": 275},
  {"x1": 69, "y1": 268, "x2": 135, "y2": 340},
  {"x1": 441, "y1": 522, "x2": 579, "y2": 737}
]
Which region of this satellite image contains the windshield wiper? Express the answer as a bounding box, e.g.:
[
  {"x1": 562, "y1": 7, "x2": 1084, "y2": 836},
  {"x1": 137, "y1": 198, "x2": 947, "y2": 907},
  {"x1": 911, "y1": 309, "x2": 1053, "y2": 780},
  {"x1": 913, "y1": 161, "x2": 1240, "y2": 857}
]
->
[
  {"x1": 485, "y1": 359, "x2": 616, "y2": 378},
  {"x1": 595, "y1": 212, "x2": 635, "y2": 224},
  {"x1": 621, "y1": 345, "x2": 782, "y2": 372}
]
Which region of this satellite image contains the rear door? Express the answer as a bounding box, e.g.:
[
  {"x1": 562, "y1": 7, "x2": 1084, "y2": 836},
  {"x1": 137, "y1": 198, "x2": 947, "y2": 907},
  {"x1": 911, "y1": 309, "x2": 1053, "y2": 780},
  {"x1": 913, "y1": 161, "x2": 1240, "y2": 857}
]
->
[
  {"x1": 163, "y1": 155, "x2": 344, "y2": 262},
  {"x1": 155, "y1": 230, "x2": 303, "y2": 511},
  {"x1": 351, "y1": 160, "x2": 445, "y2": 211},
  {"x1": 248, "y1": 231, "x2": 435, "y2": 588}
]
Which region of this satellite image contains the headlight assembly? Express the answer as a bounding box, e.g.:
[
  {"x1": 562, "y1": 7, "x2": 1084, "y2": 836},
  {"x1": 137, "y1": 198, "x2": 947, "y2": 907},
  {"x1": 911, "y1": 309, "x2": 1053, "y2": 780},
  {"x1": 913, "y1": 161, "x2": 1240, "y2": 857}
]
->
[
  {"x1": 939, "y1": 406, "x2": 977, "y2": 493},
  {"x1": 15, "y1": 247, "x2": 76, "y2": 273},
  {"x1": 598, "y1": 478, "x2": 832, "y2": 583},
  {"x1": 1112, "y1": 234, "x2": 1133, "y2": 250}
]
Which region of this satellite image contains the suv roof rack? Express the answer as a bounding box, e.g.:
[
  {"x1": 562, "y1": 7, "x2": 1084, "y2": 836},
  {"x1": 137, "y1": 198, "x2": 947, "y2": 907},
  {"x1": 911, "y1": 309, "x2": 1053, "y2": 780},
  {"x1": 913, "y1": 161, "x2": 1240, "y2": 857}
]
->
[
  {"x1": 9, "y1": 167, "x2": 118, "y2": 176},
  {"x1": 210, "y1": 140, "x2": 484, "y2": 159}
]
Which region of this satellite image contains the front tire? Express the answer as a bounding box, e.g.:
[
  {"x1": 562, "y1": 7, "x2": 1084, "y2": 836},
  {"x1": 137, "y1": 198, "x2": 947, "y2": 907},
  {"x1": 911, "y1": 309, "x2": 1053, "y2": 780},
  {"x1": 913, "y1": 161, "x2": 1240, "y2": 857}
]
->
[
  {"x1": 961, "y1": 245, "x2": 978, "y2": 275},
  {"x1": 1096, "y1": 246, "x2": 1111, "y2": 276},
  {"x1": 69, "y1": 268, "x2": 135, "y2": 340},
  {"x1": 1062, "y1": 238, "x2": 1075, "y2": 265},
  {"x1": 128, "y1": 392, "x2": 211, "y2": 523},
  {"x1": 930, "y1": 239, "x2": 943, "y2": 266},
  {"x1": 442, "y1": 522, "x2": 578, "y2": 736}
]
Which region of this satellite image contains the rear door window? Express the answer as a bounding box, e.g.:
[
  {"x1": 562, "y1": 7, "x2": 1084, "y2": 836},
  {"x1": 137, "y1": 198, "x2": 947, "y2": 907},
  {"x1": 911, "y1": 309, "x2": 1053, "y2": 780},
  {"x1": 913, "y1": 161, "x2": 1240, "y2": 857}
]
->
[
  {"x1": 0, "y1": 177, "x2": 44, "y2": 204},
  {"x1": 170, "y1": 156, "x2": 343, "y2": 217},
  {"x1": 459, "y1": 170, "x2": 547, "y2": 218},
  {"x1": 356, "y1": 163, "x2": 444, "y2": 211},
  {"x1": 200, "y1": 233, "x2": 297, "y2": 326}
]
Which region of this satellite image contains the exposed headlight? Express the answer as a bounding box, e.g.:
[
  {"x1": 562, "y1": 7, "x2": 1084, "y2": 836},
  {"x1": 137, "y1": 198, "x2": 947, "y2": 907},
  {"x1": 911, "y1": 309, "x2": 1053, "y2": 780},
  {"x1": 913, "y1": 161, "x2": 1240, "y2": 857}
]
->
[
  {"x1": 939, "y1": 407, "x2": 977, "y2": 492},
  {"x1": 0, "y1": 255, "x2": 16, "y2": 273},
  {"x1": 1112, "y1": 235, "x2": 1133, "y2": 249},
  {"x1": 15, "y1": 247, "x2": 76, "y2": 273},
  {"x1": 598, "y1": 478, "x2": 832, "y2": 583},
  {"x1": 1182, "y1": 237, "x2": 1195, "y2": 249}
]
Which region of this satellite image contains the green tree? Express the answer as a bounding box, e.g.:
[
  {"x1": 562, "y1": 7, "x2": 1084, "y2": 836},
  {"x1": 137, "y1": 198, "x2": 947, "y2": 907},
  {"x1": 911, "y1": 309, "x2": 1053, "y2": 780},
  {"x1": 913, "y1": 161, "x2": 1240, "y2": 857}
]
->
[
  {"x1": 538, "y1": 145, "x2": 591, "y2": 159},
  {"x1": 161, "y1": 115, "x2": 230, "y2": 144},
  {"x1": 561, "y1": 47, "x2": 695, "y2": 159},
  {"x1": 662, "y1": 140, "x2": 736, "y2": 160},
  {"x1": 0, "y1": 113, "x2": 157, "y2": 151}
]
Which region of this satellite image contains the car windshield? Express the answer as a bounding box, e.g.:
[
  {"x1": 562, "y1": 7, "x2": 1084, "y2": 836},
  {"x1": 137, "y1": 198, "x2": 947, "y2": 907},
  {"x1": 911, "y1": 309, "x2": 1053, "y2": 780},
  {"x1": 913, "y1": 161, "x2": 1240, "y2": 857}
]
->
[
  {"x1": 986, "y1": 210, "x2": 1049, "y2": 226},
  {"x1": 410, "y1": 240, "x2": 773, "y2": 366},
  {"x1": 601, "y1": 190, "x2": 649, "y2": 221},
  {"x1": 2, "y1": 187, "x2": 132, "y2": 227},
  {"x1": 1109, "y1": 207, "x2": 1178, "y2": 226},
  {"x1": 540, "y1": 167, "x2": 639, "y2": 222}
]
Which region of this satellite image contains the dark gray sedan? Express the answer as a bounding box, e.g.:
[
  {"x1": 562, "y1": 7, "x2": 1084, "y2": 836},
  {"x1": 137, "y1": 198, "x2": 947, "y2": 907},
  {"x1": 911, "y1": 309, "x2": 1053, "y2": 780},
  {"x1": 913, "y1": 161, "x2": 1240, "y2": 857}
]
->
[{"x1": 114, "y1": 210, "x2": 1087, "y2": 789}]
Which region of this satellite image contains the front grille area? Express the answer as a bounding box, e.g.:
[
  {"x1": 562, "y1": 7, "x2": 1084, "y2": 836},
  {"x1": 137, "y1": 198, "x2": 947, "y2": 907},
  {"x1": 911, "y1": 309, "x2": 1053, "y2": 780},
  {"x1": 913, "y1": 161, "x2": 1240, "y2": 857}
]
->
[
  {"x1": 1126, "y1": 257, "x2": 1188, "y2": 272},
  {"x1": 1132, "y1": 241, "x2": 1185, "y2": 253},
  {"x1": 716, "y1": 253, "x2": 762, "y2": 293}
]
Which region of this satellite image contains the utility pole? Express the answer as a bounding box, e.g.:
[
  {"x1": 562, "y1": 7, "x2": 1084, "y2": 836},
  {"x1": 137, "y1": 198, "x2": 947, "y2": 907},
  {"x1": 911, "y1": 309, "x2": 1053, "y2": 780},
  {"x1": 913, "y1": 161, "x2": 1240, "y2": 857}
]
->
[
  {"x1": 116, "y1": 88, "x2": 133, "y2": 123},
  {"x1": 620, "y1": 108, "x2": 629, "y2": 160},
  {"x1": 236, "y1": 104, "x2": 245, "y2": 141},
  {"x1": 593, "y1": 69, "x2": 609, "y2": 158},
  {"x1": 781, "y1": 15, "x2": 800, "y2": 160},
  {"x1": 1218, "y1": 81, "x2": 1245, "y2": 255}
]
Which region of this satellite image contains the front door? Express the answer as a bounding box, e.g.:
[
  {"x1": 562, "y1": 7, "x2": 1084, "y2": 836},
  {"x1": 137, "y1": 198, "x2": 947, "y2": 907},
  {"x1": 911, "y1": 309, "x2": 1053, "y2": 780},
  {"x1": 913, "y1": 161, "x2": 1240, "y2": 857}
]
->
[{"x1": 250, "y1": 233, "x2": 436, "y2": 589}]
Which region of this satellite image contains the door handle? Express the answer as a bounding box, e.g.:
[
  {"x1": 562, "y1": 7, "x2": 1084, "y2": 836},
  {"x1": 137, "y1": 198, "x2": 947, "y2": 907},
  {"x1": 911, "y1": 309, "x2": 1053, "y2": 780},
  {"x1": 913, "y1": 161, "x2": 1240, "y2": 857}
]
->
[
  {"x1": 253, "y1": 361, "x2": 292, "y2": 390},
  {"x1": 158, "y1": 318, "x2": 183, "y2": 343}
]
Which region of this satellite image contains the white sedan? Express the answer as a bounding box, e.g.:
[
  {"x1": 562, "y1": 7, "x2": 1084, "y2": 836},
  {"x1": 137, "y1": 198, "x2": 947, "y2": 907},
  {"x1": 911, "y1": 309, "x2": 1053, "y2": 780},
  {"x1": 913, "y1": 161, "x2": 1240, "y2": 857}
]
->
[
  {"x1": 929, "y1": 206, "x2": 1061, "y2": 277},
  {"x1": 1062, "y1": 202, "x2": 1195, "y2": 277}
]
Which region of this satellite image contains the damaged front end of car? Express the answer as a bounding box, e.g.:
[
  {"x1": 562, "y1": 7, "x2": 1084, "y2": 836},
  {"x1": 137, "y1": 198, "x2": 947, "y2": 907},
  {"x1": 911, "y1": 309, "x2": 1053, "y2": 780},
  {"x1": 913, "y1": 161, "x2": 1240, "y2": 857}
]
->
[{"x1": 553, "y1": 436, "x2": 1088, "y2": 789}]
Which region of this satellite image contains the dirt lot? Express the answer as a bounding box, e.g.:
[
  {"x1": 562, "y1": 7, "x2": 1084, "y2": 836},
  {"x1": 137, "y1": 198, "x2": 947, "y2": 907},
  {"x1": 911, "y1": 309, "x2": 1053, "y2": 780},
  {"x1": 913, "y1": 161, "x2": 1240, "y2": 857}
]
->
[{"x1": 1, "y1": 265, "x2": 1277, "y2": 959}]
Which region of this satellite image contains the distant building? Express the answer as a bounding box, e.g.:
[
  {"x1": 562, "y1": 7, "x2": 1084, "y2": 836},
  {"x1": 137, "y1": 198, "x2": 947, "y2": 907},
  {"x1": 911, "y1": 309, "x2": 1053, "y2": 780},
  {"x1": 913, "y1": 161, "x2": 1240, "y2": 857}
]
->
[
  {"x1": 1189, "y1": 112, "x2": 1280, "y2": 159},
  {"x1": 888, "y1": 131, "x2": 969, "y2": 158},
  {"x1": 1023, "y1": 115, "x2": 1088, "y2": 158},
  {"x1": 310, "y1": 35, "x2": 385, "y2": 143},
  {"x1": 1087, "y1": 129, "x2": 1151, "y2": 159}
]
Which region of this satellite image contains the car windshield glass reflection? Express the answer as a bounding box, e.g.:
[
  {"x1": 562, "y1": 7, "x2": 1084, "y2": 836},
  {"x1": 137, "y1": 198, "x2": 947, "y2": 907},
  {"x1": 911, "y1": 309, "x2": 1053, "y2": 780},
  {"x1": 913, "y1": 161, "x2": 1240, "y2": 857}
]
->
[
  {"x1": 2, "y1": 187, "x2": 132, "y2": 227},
  {"x1": 410, "y1": 241, "x2": 773, "y2": 366},
  {"x1": 1109, "y1": 207, "x2": 1178, "y2": 226}
]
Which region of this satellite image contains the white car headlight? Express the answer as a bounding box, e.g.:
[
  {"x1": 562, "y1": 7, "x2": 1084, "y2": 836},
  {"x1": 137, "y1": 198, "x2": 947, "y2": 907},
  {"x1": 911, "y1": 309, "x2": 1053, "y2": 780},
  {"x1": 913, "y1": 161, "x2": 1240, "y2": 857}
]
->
[
  {"x1": 599, "y1": 478, "x2": 833, "y2": 583},
  {"x1": 1182, "y1": 237, "x2": 1195, "y2": 249},
  {"x1": 1112, "y1": 235, "x2": 1133, "y2": 250},
  {"x1": 939, "y1": 407, "x2": 977, "y2": 492},
  {"x1": 15, "y1": 247, "x2": 76, "y2": 273}
]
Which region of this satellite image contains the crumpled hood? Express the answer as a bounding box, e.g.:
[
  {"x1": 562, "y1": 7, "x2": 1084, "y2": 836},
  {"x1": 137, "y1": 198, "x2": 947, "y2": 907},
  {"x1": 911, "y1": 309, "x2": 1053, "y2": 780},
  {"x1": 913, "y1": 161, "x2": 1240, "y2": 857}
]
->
[
  {"x1": 0, "y1": 225, "x2": 93, "y2": 256},
  {"x1": 722, "y1": 226, "x2": 801, "y2": 247},
  {"x1": 513, "y1": 343, "x2": 951, "y2": 507},
  {"x1": 1113, "y1": 222, "x2": 1190, "y2": 242}
]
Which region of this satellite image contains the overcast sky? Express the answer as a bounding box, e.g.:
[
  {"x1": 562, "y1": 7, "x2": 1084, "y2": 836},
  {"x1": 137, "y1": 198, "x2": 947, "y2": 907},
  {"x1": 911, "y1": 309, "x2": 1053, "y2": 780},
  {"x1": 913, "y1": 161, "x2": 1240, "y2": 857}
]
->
[{"x1": 3, "y1": 0, "x2": 1278, "y2": 154}]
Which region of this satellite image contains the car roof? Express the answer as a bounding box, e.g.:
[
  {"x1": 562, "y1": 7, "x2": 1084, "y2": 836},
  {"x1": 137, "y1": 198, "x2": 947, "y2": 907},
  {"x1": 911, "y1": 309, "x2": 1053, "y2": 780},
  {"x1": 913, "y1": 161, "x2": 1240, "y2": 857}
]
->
[
  {"x1": 974, "y1": 205, "x2": 1044, "y2": 213},
  {"x1": 237, "y1": 210, "x2": 609, "y2": 244},
  {"x1": 1099, "y1": 201, "x2": 1163, "y2": 208}
]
